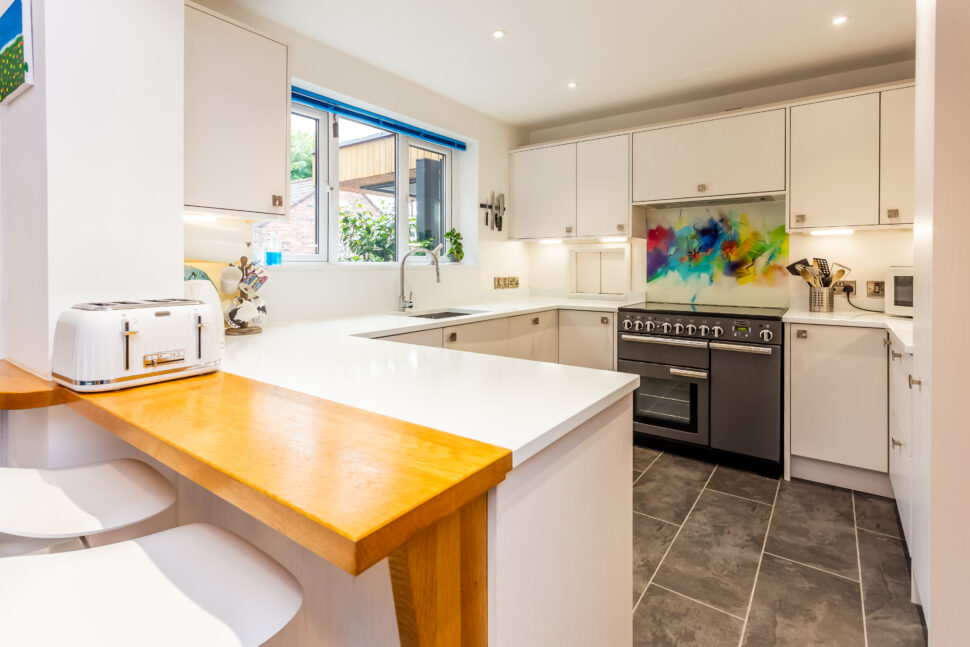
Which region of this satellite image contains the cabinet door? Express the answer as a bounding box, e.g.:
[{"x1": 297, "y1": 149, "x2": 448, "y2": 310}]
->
[
  {"x1": 577, "y1": 135, "x2": 630, "y2": 237},
  {"x1": 185, "y1": 6, "x2": 289, "y2": 218},
  {"x1": 378, "y1": 328, "x2": 443, "y2": 348},
  {"x1": 632, "y1": 109, "x2": 785, "y2": 202},
  {"x1": 558, "y1": 311, "x2": 614, "y2": 370},
  {"x1": 443, "y1": 318, "x2": 510, "y2": 357},
  {"x1": 508, "y1": 311, "x2": 559, "y2": 363},
  {"x1": 790, "y1": 324, "x2": 888, "y2": 472},
  {"x1": 880, "y1": 87, "x2": 915, "y2": 225},
  {"x1": 790, "y1": 94, "x2": 880, "y2": 228},
  {"x1": 511, "y1": 144, "x2": 577, "y2": 239},
  {"x1": 889, "y1": 346, "x2": 913, "y2": 543}
]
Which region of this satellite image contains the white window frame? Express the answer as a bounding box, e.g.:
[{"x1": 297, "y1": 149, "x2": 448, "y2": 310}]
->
[
  {"x1": 398, "y1": 137, "x2": 454, "y2": 260},
  {"x1": 279, "y1": 104, "x2": 330, "y2": 262}
]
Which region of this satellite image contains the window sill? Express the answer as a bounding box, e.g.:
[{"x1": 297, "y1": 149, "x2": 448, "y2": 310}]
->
[{"x1": 268, "y1": 260, "x2": 474, "y2": 272}]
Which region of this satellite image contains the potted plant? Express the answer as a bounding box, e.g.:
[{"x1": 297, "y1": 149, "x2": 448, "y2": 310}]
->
[{"x1": 444, "y1": 228, "x2": 464, "y2": 263}]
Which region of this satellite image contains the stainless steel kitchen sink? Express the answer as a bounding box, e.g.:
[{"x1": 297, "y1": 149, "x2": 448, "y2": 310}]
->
[{"x1": 406, "y1": 309, "x2": 485, "y2": 319}]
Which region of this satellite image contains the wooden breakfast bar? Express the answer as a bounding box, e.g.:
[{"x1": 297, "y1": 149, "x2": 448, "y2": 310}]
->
[{"x1": 0, "y1": 361, "x2": 513, "y2": 646}]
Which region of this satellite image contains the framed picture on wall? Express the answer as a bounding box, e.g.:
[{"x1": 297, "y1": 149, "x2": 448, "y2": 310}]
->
[{"x1": 0, "y1": 0, "x2": 33, "y2": 105}]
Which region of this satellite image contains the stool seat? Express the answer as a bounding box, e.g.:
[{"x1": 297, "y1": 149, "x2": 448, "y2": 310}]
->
[
  {"x1": 0, "y1": 459, "x2": 175, "y2": 555},
  {"x1": 0, "y1": 523, "x2": 303, "y2": 646}
]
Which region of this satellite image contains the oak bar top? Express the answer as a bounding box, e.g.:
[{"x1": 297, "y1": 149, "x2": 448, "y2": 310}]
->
[
  {"x1": 0, "y1": 361, "x2": 67, "y2": 409},
  {"x1": 1, "y1": 361, "x2": 512, "y2": 575}
]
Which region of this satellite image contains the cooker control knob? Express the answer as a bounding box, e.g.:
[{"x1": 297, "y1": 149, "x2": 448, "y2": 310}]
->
[
  {"x1": 661, "y1": 322, "x2": 673, "y2": 334},
  {"x1": 633, "y1": 320, "x2": 644, "y2": 331},
  {"x1": 686, "y1": 324, "x2": 698, "y2": 336},
  {"x1": 645, "y1": 321, "x2": 656, "y2": 332},
  {"x1": 622, "y1": 319, "x2": 633, "y2": 331},
  {"x1": 711, "y1": 325, "x2": 724, "y2": 338},
  {"x1": 674, "y1": 323, "x2": 685, "y2": 334},
  {"x1": 760, "y1": 329, "x2": 774, "y2": 342},
  {"x1": 698, "y1": 324, "x2": 710, "y2": 336}
]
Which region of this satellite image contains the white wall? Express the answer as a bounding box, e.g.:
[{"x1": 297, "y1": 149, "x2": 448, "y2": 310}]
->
[
  {"x1": 190, "y1": 0, "x2": 532, "y2": 319},
  {"x1": 529, "y1": 60, "x2": 915, "y2": 144}
]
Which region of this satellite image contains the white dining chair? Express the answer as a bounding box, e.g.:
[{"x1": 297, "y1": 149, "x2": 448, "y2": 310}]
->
[
  {"x1": 0, "y1": 458, "x2": 176, "y2": 556},
  {"x1": 0, "y1": 522, "x2": 304, "y2": 646}
]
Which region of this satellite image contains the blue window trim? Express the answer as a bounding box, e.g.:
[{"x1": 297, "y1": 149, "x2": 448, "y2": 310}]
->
[{"x1": 291, "y1": 86, "x2": 467, "y2": 151}]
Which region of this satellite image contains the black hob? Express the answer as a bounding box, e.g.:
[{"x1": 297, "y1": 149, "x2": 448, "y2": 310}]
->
[{"x1": 620, "y1": 302, "x2": 787, "y2": 320}]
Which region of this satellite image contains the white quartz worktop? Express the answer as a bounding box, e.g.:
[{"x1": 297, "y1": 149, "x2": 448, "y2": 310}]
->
[
  {"x1": 783, "y1": 309, "x2": 914, "y2": 352},
  {"x1": 222, "y1": 297, "x2": 640, "y2": 467}
]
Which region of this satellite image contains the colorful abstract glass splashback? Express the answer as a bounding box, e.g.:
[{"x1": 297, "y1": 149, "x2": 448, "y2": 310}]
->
[{"x1": 645, "y1": 201, "x2": 789, "y2": 307}]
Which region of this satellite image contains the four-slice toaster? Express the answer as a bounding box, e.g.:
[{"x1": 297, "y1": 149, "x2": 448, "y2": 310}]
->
[{"x1": 52, "y1": 299, "x2": 223, "y2": 392}]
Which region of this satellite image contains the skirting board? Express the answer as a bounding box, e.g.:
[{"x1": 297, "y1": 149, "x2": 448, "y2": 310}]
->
[{"x1": 790, "y1": 455, "x2": 894, "y2": 498}]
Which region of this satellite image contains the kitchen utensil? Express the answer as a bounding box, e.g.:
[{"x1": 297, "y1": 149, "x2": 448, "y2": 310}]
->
[
  {"x1": 798, "y1": 267, "x2": 820, "y2": 287},
  {"x1": 814, "y1": 258, "x2": 831, "y2": 277},
  {"x1": 219, "y1": 265, "x2": 243, "y2": 294},
  {"x1": 809, "y1": 286, "x2": 836, "y2": 312},
  {"x1": 786, "y1": 258, "x2": 811, "y2": 276},
  {"x1": 829, "y1": 268, "x2": 846, "y2": 285},
  {"x1": 831, "y1": 262, "x2": 852, "y2": 279}
]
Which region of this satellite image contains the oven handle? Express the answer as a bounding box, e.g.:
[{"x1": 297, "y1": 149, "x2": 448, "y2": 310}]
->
[
  {"x1": 669, "y1": 367, "x2": 708, "y2": 380},
  {"x1": 709, "y1": 341, "x2": 774, "y2": 355},
  {"x1": 620, "y1": 334, "x2": 709, "y2": 349}
]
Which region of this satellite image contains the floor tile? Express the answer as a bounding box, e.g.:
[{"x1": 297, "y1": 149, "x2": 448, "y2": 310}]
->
[
  {"x1": 654, "y1": 489, "x2": 772, "y2": 616},
  {"x1": 634, "y1": 585, "x2": 742, "y2": 647},
  {"x1": 633, "y1": 470, "x2": 640, "y2": 483},
  {"x1": 633, "y1": 445, "x2": 662, "y2": 472},
  {"x1": 764, "y1": 479, "x2": 859, "y2": 579},
  {"x1": 742, "y1": 554, "x2": 865, "y2": 647},
  {"x1": 854, "y1": 491, "x2": 904, "y2": 539},
  {"x1": 632, "y1": 512, "x2": 679, "y2": 606},
  {"x1": 632, "y1": 453, "x2": 714, "y2": 524},
  {"x1": 857, "y1": 529, "x2": 927, "y2": 646},
  {"x1": 707, "y1": 465, "x2": 779, "y2": 505}
]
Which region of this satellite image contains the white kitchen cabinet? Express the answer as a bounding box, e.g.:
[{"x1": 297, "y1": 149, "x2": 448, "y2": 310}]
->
[
  {"x1": 790, "y1": 324, "x2": 888, "y2": 472},
  {"x1": 511, "y1": 144, "x2": 577, "y2": 239},
  {"x1": 443, "y1": 318, "x2": 511, "y2": 357},
  {"x1": 508, "y1": 311, "x2": 559, "y2": 363},
  {"x1": 558, "y1": 311, "x2": 614, "y2": 370},
  {"x1": 378, "y1": 328, "x2": 443, "y2": 348},
  {"x1": 888, "y1": 340, "x2": 914, "y2": 544},
  {"x1": 577, "y1": 135, "x2": 630, "y2": 237},
  {"x1": 790, "y1": 93, "x2": 880, "y2": 229},
  {"x1": 880, "y1": 87, "x2": 916, "y2": 225},
  {"x1": 632, "y1": 109, "x2": 785, "y2": 203},
  {"x1": 184, "y1": 4, "x2": 290, "y2": 218}
]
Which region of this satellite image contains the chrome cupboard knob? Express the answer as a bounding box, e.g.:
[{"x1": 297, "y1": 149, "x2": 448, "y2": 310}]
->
[
  {"x1": 698, "y1": 324, "x2": 710, "y2": 336},
  {"x1": 759, "y1": 329, "x2": 774, "y2": 342},
  {"x1": 645, "y1": 321, "x2": 656, "y2": 332},
  {"x1": 661, "y1": 322, "x2": 672, "y2": 334},
  {"x1": 622, "y1": 319, "x2": 633, "y2": 331},
  {"x1": 711, "y1": 325, "x2": 724, "y2": 338},
  {"x1": 633, "y1": 320, "x2": 644, "y2": 331},
  {"x1": 674, "y1": 323, "x2": 684, "y2": 334}
]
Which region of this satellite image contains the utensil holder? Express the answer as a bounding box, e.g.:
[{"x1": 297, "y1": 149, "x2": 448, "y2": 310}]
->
[{"x1": 809, "y1": 286, "x2": 835, "y2": 312}]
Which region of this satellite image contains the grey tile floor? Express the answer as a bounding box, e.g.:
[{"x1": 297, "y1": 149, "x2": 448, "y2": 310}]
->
[{"x1": 632, "y1": 446, "x2": 927, "y2": 646}]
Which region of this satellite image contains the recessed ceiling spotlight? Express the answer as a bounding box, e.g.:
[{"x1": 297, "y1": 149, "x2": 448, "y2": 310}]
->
[
  {"x1": 832, "y1": 15, "x2": 848, "y2": 25},
  {"x1": 567, "y1": 81, "x2": 578, "y2": 89},
  {"x1": 492, "y1": 29, "x2": 507, "y2": 39}
]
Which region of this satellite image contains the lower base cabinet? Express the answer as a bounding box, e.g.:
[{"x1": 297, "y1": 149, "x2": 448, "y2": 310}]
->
[
  {"x1": 378, "y1": 328, "x2": 443, "y2": 348},
  {"x1": 789, "y1": 324, "x2": 888, "y2": 472},
  {"x1": 442, "y1": 318, "x2": 511, "y2": 357},
  {"x1": 508, "y1": 311, "x2": 559, "y2": 363},
  {"x1": 558, "y1": 310, "x2": 614, "y2": 370},
  {"x1": 889, "y1": 340, "x2": 915, "y2": 545}
]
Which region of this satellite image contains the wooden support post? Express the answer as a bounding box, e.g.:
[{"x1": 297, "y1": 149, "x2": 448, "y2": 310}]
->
[{"x1": 389, "y1": 493, "x2": 488, "y2": 647}]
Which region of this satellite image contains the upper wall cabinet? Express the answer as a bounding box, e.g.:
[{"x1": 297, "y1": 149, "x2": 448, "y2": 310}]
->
[
  {"x1": 631, "y1": 109, "x2": 785, "y2": 203},
  {"x1": 511, "y1": 143, "x2": 577, "y2": 239},
  {"x1": 880, "y1": 87, "x2": 916, "y2": 225},
  {"x1": 184, "y1": 4, "x2": 290, "y2": 219},
  {"x1": 577, "y1": 135, "x2": 630, "y2": 237},
  {"x1": 789, "y1": 93, "x2": 880, "y2": 229}
]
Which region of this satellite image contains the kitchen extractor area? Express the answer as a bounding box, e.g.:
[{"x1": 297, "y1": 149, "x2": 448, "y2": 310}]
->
[{"x1": 0, "y1": 1, "x2": 967, "y2": 646}]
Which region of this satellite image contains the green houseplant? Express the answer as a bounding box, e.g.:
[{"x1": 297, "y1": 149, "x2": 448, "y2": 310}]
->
[{"x1": 444, "y1": 228, "x2": 464, "y2": 263}]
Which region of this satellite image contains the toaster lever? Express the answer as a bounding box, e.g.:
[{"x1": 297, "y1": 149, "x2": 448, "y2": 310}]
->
[
  {"x1": 121, "y1": 322, "x2": 138, "y2": 371},
  {"x1": 196, "y1": 315, "x2": 204, "y2": 360}
]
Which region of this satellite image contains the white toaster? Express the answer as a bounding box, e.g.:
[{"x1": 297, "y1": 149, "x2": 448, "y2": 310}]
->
[{"x1": 52, "y1": 299, "x2": 223, "y2": 392}]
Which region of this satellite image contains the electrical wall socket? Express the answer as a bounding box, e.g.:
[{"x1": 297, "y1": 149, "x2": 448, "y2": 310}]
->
[
  {"x1": 493, "y1": 276, "x2": 520, "y2": 289},
  {"x1": 832, "y1": 280, "x2": 856, "y2": 294},
  {"x1": 867, "y1": 281, "x2": 885, "y2": 298}
]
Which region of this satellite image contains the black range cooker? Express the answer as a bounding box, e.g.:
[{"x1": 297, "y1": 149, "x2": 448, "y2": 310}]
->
[{"x1": 618, "y1": 302, "x2": 786, "y2": 477}]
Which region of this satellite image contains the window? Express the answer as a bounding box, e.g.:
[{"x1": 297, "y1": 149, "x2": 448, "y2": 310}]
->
[{"x1": 257, "y1": 99, "x2": 455, "y2": 264}]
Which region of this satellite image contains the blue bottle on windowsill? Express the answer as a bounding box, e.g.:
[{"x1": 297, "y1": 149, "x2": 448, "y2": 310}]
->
[{"x1": 265, "y1": 232, "x2": 282, "y2": 266}]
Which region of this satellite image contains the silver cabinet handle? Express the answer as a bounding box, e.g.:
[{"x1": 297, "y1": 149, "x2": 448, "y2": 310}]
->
[
  {"x1": 670, "y1": 367, "x2": 708, "y2": 380},
  {"x1": 796, "y1": 329, "x2": 808, "y2": 339},
  {"x1": 887, "y1": 208, "x2": 901, "y2": 219},
  {"x1": 795, "y1": 214, "x2": 806, "y2": 224},
  {"x1": 601, "y1": 316, "x2": 609, "y2": 324},
  {"x1": 565, "y1": 225, "x2": 573, "y2": 234},
  {"x1": 697, "y1": 183, "x2": 707, "y2": 192},
  {"x1": 448, "y1": 332, "x2": 457, "y2": 342},
  {"x1": 891, "y1": 436, "x2": 904, "y2": 448},
  {"x1": 272, "y1": 194, "x2": 283, "y2": 207},
  {"x1": 891, "y1": 351, "x2": 902, "y2": 360},
  {"x1": 909, "y1": 374, "x2": 922, "y2": 389},
  {"x1": 620, "y1": 334, "x2": 708, "y2": 349},
  {"x1": 710, "y1": 342, "x2": 774, "y2": 355},
  {"x1": 616, "y1": 224, "x2": 625, "y2": 232},
  {"x1": 532, "y1": 317, "x2": 540, "y2": 325}
]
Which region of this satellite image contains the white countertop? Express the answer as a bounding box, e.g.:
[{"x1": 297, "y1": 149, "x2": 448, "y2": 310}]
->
[
  {"x1": 222, "y1": 297, "x2": 640, "y2": 467},
  {"x1": 783, "y1": 309, "x2": 914, "y2": 352}
]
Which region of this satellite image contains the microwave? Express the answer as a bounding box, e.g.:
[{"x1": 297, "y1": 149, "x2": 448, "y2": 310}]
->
[{"x1": 885, "y1": 266, "x2": 914, "y2": 317}]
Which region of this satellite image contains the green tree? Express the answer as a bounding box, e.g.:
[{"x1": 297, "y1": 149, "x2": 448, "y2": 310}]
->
[{"x1": 290, "y1": 130, "x2": 315, "y2": 180}]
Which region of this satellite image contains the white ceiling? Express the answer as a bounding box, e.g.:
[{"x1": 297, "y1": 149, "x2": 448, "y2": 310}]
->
[{"x1": 234, "y1": 0, "x2": 915, "y2": 129}]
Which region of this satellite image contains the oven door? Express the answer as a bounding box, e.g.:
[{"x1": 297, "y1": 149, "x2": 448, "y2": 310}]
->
[{"x1": 619, "y1": 359, "x2": 710, "y2": 446}]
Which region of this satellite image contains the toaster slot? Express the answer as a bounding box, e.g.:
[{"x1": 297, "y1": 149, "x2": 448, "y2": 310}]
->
[
  {"x1": 121, "y1": 320, "x2": 138, "y2": 371},
  {"x1": 197, "y1": 314, "x2": 203, "y2": 360}
]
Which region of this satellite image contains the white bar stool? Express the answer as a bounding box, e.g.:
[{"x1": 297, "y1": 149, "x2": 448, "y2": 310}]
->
[
  {"x1": 0, "y1": 523, "x2": 303, "y2": 646},
  {"x1": 0, "y1": 459, "x2": 176, "y2": 556}
]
